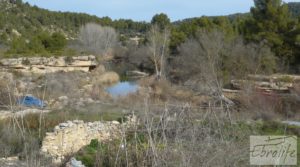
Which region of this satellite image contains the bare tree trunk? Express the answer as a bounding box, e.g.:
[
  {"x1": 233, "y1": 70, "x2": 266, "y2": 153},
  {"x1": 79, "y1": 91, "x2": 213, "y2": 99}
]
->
[
  {"x1": 148, "y1": 25, "x2": 170, "y2": 79},
  {"x1": 159, "y1": 28, "x2": 169, "y2": 78}
]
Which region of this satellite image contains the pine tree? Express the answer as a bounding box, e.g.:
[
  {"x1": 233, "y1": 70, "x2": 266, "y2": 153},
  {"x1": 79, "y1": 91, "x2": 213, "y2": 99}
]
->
[{"x1": 245, "y1": 0, "x2": 297, "y2": 65}]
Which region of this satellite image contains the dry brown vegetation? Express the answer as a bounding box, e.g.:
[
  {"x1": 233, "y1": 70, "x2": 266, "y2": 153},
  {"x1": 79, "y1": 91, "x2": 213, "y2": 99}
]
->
[
  {"x1": 71, "y1": 96, "x2": 265, "y2": 167},
  {"x1": 1, "y1": 70, "x2": 300, "y2": 166}
]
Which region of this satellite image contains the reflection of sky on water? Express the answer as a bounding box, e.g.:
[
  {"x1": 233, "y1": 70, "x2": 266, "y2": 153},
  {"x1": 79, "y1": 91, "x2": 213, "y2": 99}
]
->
[{"x1": 106, "y1": 82, "x2": 138, "y2": 98}]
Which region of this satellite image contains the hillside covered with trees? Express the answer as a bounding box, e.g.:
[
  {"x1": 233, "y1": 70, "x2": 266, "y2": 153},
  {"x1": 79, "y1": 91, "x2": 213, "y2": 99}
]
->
[
  {"x1": 0, "y1": 0, "x2": 149, "y2": 41},
  {"x1": 1, "y1": 0, "x2": 300, "y2": 72}
]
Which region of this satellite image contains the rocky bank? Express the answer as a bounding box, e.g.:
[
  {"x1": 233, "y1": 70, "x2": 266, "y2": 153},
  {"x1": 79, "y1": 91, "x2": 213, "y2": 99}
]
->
[{"x1": 0, "y1": 55, "x2": 97, "y2": 73}]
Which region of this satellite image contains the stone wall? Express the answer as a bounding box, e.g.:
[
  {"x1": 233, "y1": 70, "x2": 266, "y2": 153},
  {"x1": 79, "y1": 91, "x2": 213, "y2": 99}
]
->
[
  {"x1": 41, "y1": 115, "x2": 137, "y2": 163},
  {"x1": 0, "y1": 55, "x2": 97, "y2": 73}
]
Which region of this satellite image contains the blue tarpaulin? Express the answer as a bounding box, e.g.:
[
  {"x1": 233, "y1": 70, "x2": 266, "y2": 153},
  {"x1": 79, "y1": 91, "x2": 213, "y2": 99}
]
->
[{"x1": 17, "y1": 95, "x2": 46, "y2": 108}]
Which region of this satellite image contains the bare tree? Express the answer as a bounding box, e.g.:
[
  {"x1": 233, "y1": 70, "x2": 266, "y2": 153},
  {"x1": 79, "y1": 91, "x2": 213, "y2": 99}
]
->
[
  {"x1": 174, "y1": 30, "x2": 277, "y2": 103},
  {"x1": 147, "y1": 25, "x2": 170, "y2": 78},
  {"x1": 79, "y1": 23, "x2": 117, "y2": 56},
  {"x1": 223, "y1": 38, "x2": 276, "y2": 78},
  {"x1": 176, "y1": 30, "x2": 225, "y2": 97}
]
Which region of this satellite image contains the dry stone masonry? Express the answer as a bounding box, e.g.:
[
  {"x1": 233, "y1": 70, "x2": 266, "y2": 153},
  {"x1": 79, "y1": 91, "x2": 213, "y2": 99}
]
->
[{"x1": 41, "y1": 115, "x2": 137, "y2": 163}]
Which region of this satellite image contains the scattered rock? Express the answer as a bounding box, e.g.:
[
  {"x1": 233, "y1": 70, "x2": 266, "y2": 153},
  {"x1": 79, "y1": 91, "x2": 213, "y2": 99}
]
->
[{"x1": 66, "y1": 157, "x2": 85, "y2": 167}]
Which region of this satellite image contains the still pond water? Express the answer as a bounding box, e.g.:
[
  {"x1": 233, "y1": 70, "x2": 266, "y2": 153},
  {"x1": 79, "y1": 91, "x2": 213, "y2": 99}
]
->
[{"x1": 106, "y1": 81, "x2": 138, "y2": 97}]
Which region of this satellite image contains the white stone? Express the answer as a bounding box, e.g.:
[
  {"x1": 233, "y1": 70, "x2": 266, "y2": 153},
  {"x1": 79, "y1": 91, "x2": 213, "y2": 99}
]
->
[
  {"x1": 52, "y1": 146, "x2": 59, "y2": 150},
  {"x1": 112, "y1": 121, "x2": 120, "y2": 125},
  {"x1": 58, "y1": 96, "x2": 68, "y2": 101},
  {"x1": 59, "y1": 123, "x2": 69, "y2": 128}
]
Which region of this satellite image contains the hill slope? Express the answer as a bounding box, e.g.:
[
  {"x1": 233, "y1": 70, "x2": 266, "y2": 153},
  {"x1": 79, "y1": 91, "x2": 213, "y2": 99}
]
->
[
  {"x1": 175, "y1": 2, "x2": 300, "y2": 25},
  {"x1": 0, "y1": 0, "x2": 149, "y2": 42},
  {"x1": 1, "y1": 0, "x2": 300, "y2": 43}
]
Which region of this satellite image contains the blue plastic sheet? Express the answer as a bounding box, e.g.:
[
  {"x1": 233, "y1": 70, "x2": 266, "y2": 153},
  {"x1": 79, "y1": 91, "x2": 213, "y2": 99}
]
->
[{"x1": 17, "y1": 95, "x2": 46, "y2": 108}]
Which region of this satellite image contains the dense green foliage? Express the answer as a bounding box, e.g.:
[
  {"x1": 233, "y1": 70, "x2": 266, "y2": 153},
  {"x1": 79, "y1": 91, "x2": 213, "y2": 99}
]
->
[
  {"x1": 76, "y1": 131, "x2": 149, "y2": 167},
  {"x1": 151, "y1": 13, "x2": 171, "y2": 30},
  {"x1": 0, "y1": 0, "x2": 150, "y2": 56},
  {"x1": 0, "y1": 0, "x2": 149, "y2": 42},
  {"x1": 242, "y1": 0, "x2": 299, "y2": 68},
  {"x1": 169, "y1": 16, "x2": 238, "y2": 53},
  {"x1": 6, "y1": 31, "x2": 67, "y2": 55}
]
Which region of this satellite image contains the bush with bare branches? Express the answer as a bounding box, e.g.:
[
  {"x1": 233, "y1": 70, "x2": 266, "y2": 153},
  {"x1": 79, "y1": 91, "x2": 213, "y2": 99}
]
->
[
  {"x1": 173, "y1": 30, "x2": 277, "y2": 95},
  {"x1": 79, "y1": 23, "x2": 118, "y2": 56},
  {"x1": 74, "y1": 99, "x2": 254, "y2": 167}
]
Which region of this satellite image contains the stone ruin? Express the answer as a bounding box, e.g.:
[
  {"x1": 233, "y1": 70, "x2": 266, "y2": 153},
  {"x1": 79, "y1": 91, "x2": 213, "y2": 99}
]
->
[{"x1": 41, "y1": 114, "x2": 137, "y2": 163}]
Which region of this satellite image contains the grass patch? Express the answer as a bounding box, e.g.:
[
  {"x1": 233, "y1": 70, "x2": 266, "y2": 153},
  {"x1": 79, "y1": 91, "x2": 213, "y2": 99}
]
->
[
  {"x1": 76, "y1": 132, "x2": 148, "y2": 167},
  {"x1": 278, "y1": 75, "x2": 294, "y2": 83}
]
